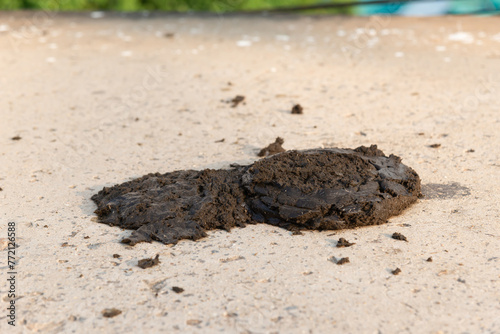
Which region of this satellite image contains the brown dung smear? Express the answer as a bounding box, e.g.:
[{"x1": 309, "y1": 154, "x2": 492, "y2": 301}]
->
[
  {"x1": 421, "y1": 182, "x2": 471, "y2": 200},
  {"x1": 91, "y1": 145, "x2": 421, "y2": 246}
]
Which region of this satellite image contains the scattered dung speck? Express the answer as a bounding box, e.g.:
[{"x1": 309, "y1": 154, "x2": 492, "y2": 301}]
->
[
  {"x1": 164, "y1": 32, "x2": 174, "y2": 38},
  {"x1": 137, "y1": 254, "x2": 160, "y2": 269},
  {"x1": 113, "y1": 254, "x2": 121, "y2": 258},
  {"x1": 429, "y1": 143, "x2": 441, "y2": 148},
  {"x1": 215, "y1": 138, "x2": 225, "y2": 143},
  {"x1": 102, "y1": 308, "x2": 122, "y2": 318},
  {"x1": 466, "y1": 149, "x2": 475, "y2": 153},
  {"x1": 11, "y1": 136, "x2": 21, "y2": 141},
  {"x1": 172, "y1": 286, "x2": 184, "y2": 294},
  {"x1": 336, "y1": 257, "x2": 350, "y2": 265},
  {"x1": 291, "y1": 104, "x2": 303, "y2": 114},
  {"x1": 426, "y1": 257, "x2": 433, "y2": 262},
  {"x1": 437, "y1": 270, "x2": 448, "y2": 276},
  {"x1": 392, "y1": 232, "x2": 408, "y2": 242},
  {"x1": 392, "y1": 268, "x2": 402, "y2": 275},
  {"x1": 227, "y1": 95, "x2": 245, "y2": 108},
  {"x1": 187, "y1": 319, "x2": 202, "y2": 326},
  {"x1": 336, "y1": 237, "x2": 355, "y2": 248},
  {"x1": 91, "y1": 145, "x2": 421, "y2": 246},
  {"x1": 257, "y1": 137, "x2": 286, "y2": 157},
  {"x1": 220, "y1": 255, "x2": 245, "y2": 263}
]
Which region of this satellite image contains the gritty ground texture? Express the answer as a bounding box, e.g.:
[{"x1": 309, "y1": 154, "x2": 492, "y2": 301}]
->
[{"x1": 0, "y1": 12, "x2": 499, "y2": 334}]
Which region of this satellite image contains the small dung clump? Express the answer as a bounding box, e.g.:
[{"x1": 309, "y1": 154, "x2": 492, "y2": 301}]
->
[
  {"x1": 229, "y1": 95, "x2": 245, "y2": 108},
  {"x1": 291, "y1": 104, "x2": 303, "y2": 114},
  {"x1": 137, "y1": 254, "x2": 160, "y2": 269},
  {"x1": 392, "y1": 268, "x2": 402, "y2": 275},
  {"x1": 172, "y1": 286, "x2": 184, "y2": 294},
  {"x1": 336, "y1": 238, "x2": 355, "y2": 248},
  {"x1": 92, "y1": 145, "x2": 421, "y2": 246},
  {"x1": 258, "y1": 137, "x2": 286, "y2": 157},
  {"x1": 102, "y1": 308, "x2": 122, "y2": 318},
  {"x1": 336, "y1": 257, "x2": 350, "y2": 265},
  {"x1": 392, "y1": 232, "x2": 408, "y2": 242}
]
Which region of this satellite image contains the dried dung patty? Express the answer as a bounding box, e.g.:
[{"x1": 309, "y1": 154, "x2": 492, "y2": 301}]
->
[{"x1": 91, "y1": 145, "x2": 421, "y2": 245}]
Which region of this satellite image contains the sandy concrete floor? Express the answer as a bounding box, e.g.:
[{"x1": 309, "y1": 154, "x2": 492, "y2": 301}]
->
[{"x1": 0, "y1": 11, "x2": 499, "y2": 334}]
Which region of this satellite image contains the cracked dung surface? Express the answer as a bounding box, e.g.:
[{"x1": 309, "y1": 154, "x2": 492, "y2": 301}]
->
[{"x1": 91, "y1": 145, "x2": 421, "y2": 246}]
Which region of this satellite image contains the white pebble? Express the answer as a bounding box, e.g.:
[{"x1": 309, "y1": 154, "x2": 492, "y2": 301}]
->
[
  {"x1": 448, "y1": 32, "x2": 474, "y2": 44},
  {"x1": 275, "y1": 35, "x2": 290, "y2": 42},
  {"x1": 236, "y1": 40, "x2": 251, "y2": 47}
]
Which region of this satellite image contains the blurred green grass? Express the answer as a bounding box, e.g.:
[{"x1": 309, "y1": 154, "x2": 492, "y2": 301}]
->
[{"x1": 0, "y1": 0, "x2": 346, "y2": 12}]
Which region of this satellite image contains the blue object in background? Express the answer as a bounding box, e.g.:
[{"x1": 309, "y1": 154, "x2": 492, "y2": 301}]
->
[{"x1": 356, "y1": 0, "x2": 500, "y2": 15}]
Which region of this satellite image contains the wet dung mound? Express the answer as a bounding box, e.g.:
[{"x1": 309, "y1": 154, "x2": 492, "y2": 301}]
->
[{"x1": 91, "y1": 145, "x2": 421, "y2": 246}]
